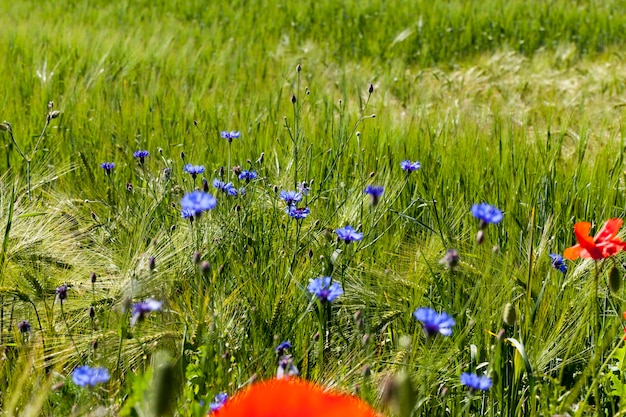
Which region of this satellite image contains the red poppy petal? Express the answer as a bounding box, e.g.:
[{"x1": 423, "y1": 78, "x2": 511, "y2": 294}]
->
[
  {"x1": 563, "y1": 245, "x2": 583, "y2": 260},
  {"x1": 595, "y1": 218, "x2": 623, "y2": 242},
  {"x1": 573, "y1": 222, "x2": 603, "y2": 260},
  {"x1": 213, "y1": 378, "x2": 380, "y2": 417}
]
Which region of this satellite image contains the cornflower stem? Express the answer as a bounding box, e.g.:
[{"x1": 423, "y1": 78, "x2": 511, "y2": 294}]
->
[
  {"x1": 227, "y1": 141, "x2": 232, "y2": 183},
  {"x1": 60, "y1": 302, "x2": 81, "y2": 359}
]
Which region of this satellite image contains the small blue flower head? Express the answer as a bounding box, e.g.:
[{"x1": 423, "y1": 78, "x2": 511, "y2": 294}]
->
[
  {"x1": 307, "y1": 277, "x2": 343, "y2": 302},
  {"x1": 213, "y1": 179, "x2": 237, "y2": 196},
  {"x1": 183, "y1": 164, "x2": 205, "y2": 179},
  {"x1": 549, "y1": 253, "x2": 567, "y2": 274},
  {"x1": 287, "y1": 206, "x2": 310, "y2": 220},
  {"x1": 210, "y1": 392, "x2": 228, "y2": 411},
  {"x1": 227, "y1": 186, "x2": 238, "y2": 196},
  {"x1": 364, "y1": 185, "x2": 384, "y2": 205},
  {"x1": 17, "y1": 319, "x2": 31, "y2": 333},
  {"x1": 276, "y1": 354, "x2": 299, "y2": 379},
  {"x1": 400, "y1": 160, "x2": 421, "y2": 172},
  {"x1": 180, "y1": 191, "x2": 217, "y2": 218},
  {"x1": 275, "y1": 340, "x2": 292, "y2": 354},
  {"x1": 56, "y1": 284, "x2": 68, "y2": 304},
  {"x1": 100, "y1": 162, "x2": 115, "y2": 175},
  {"x1": 460, "y1": 372, "x2": 492, "y2": 391},
  {"x1": 133, "y1": 150, "x2": 149, "y2": 164},
  {"x1": 471, "y1": 203, "x2": 503, "y2": 226},
  {"x1": 131, "y1": 298, "x2": 162, "y2": 326},
  {"x1": 336, "y1": 225, "x2": 363, "y2": 243},
  {"x1": 221, "y1": 130, "x2": 241, "y2": 142},
  {"x1": 72, "y1": 365, "x2": 111, "y2": 387},
  {"x1": 413, "y1": 307, "x2": 455, "y2": 337},
  {"x1": 238, "y1": 170, "x2": 258, "y2": 182},
  {"x1": 297, "y1": 181, "x2": 311, "y2": 196},
  {"x1": 279, "y1": 190, "x2": 302, "y2": 206}
]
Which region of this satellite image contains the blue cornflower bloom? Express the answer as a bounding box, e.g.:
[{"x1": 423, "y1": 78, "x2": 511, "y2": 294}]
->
[
  {"x1": 471, "y1": 203, "x2": 503, "y2": 226},
  {"x1": 180, "y1": 191, "x2": 217, "y2": 217},
  {"x1": 210, "y1": 392, "x2": 228, "y2": 411},
  {"x1": 287, "y1": 206, "x2": 310, "y2": 220},
  {"x1": 221, "y1": 131, "x2": 241, "y2": 142},
  {"x1": 183, "y1": 164, "x2": 205, "y2": 179},
  {"x1": 56, "y1": 284, "x2": 68, "y2": 304},
  {"x1": 238, "y1": 170, "x2": 258, "y2": 182},
  {"x1": 400, "y1": 160, "x2": 421, "y2": 172},
  {"x1": 307, "y1": 277, "x2": 343, "y2": 302},
  {"x1": 336, "y1": 225, "x2": 363, "y2": 243},
  {"x1": 364, "y1": 185, "x2": 384, "y2": 205},
  {"x1": 213, "y1": 179, "x2": 237, "y2": 195},
  {"x1": 227, "y1": 186, "x2": 238, "y2": 196},
  {"x1": 133, "y1": 150, "x2": 149, "y2": 164},
  {"x1": 549, "y1": 253, "x2": 567, "y2": 274},
  {"x1": 275, "y1": 340, "x2": 292, "y2": 354},
  {"x1": 413, "y1": 307, "x2": 455, "y2": 337},
  {"x1": 131, "y1": 298, "x2": 162, "y2": 326},
  {"x1": 297, "y1": 181, "x2": 311, "y2": 196},
  {"x1": 72, "y1": 365, "x2": 111, "y2": 387},
  {"x1": 17, "y1": 320, "x2": 31, "y2": 333},
  {"x1": 279, "y1": 190, "x2": 302, "y2": 206},
  {"x1": 100, "y1": 162, "x2": 115, "y2": 175},
  {"x1": 460, "y1": 372, "x2": 492, "y2": 391}
]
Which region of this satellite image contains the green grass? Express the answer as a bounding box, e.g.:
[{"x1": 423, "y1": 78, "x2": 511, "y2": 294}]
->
[{"x1": 3, "y1": 0, "x2": 626, "y2": 416}]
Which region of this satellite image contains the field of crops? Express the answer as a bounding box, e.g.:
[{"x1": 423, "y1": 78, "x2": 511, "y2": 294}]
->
[{"x1": 3, "y1": 1, "x2": 626, "y2": 416}]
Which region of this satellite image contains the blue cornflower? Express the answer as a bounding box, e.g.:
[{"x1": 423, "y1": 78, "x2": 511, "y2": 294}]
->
[
  {"x1": 56, "y1": 284, "x2": 68, "y2": 304},
  {"x1": 100, "y1": 162, "x2": 115, "y2": 175},
  {"x1": 287, "y1": 206, "x2": 310, "y2": 220},
  {"x1": 210, "y1": 392, "x2": 228, "y2": 411},
  {"x1": 130, "y1": 298, "x2": 162, "y2": 326},
  {"x1": 213, "y1": 179, "x2": 237, "y2": 195},
  {"x1": 17, "y1": 320, "x2": 31, "y2": 333},
  {"x1": 275, "y1": 340, "x2": 292, "y2": 354},
  {"x1": 133, "y1": 150, "x2": 149, "y2": 164},
  {"x1": 400, "y1": 160, "x2": 421, "y2": 172},
  {"x1": 471, "y1": 203, "x2": 503, "y2": 226},
  {"x1": 180, "y1": 191, "x2": 217, "y2": 217},
  {"x1": 183, "y1": 164, "x2": 205, "y2": 179},
  {"x1": 307, "y1": 277, "x2": 343, "y2": 302},
  {"x1": 227, "y1": 186, "x2": 238, "y2": 196},
  {"x1": 413, "y1": 307, "x2": 455, "y2": 337},
  {"x1": 364, "y1": 185, "x2": 384, "y2": 204},
  {"x1": 221, "y1": 131, "x2": 241, "y2": 142},
  {"x1": 72, "y1": 365, "x2": 111, "y2": 387},
  {"x1": 549, "y1": 253, "x2": 567, "y2": 274},
  {"x1": 297, "y1": 181, "x2": 311, "y2": 196},
  {"x1": 279, "y1": 190, "x2": 302, "y2": 206},
  {"x1": 238, "y1": 170, "x2": 258, "y2": 182},
  {"x1": 460, "y1": 372, "x2": 492, "y2": 391},
  {"x1": 336, "y1": 225, "x2": 363, "y2": 243}
]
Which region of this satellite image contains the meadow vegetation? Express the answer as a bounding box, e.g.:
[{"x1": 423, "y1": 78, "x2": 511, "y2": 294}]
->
[{"x1": 3, "y1": 0, "x2": 626, "y2": 415}]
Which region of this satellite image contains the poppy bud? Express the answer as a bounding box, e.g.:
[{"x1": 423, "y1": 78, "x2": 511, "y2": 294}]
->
[
  {"x1": 609, "y1": 266, "x2": 622, "y2": 293},
  {"x1": 503, "y1": 303, "x2": 516, "y2": 326}
]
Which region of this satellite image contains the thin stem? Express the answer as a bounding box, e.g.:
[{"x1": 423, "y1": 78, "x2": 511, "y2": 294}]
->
[{"x1": 60, "y1": 302, "x2": 82, "y2": 359}]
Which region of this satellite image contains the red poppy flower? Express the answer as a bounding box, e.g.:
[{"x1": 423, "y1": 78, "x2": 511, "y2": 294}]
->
[
  {"x1": 563, "y1": 219, "x2": 626, "y2": 260},
  {"x1": 211, "y1": 378, "x2": 380, "y2": 417}
]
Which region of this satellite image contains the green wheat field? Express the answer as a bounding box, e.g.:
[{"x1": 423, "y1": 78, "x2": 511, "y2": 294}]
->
[{"x1": 4, "y1": 0, "x2": 626, "y2": 415}]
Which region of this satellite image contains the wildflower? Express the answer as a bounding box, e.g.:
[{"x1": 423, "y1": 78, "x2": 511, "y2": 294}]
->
[
  {"x1": 471, "y1": 203, "x2": 503, "y2": 226},
  {"x1": 364, "y1": 185, "x2": 384, "y2": 205},
  {"x1": 213, "y1": 179, "x2": 236, "y2": 194},
  {"x1": 210, "y1": 393, "x2": 228, "y2": 412},
  {"x1": 100, "y1": 162, "x2": 115, "y2": 175},
  {"x1": 227, "y1": 186, "x2": 239, "y2": 197},
  {"x1": 56, "y1": 284, "x2": 68, "y2": 304},
  {"x1": 221, "y1": 131, "x2": 241, "y2": 142},
  {"x1": 460, "y1": 372, "x2": 492, "y2": 391},
  {"x1": 180, "y1": 191, "x2": 217, "y2": 217},
  {"x1": 413, "y1": 307, "x2": 455, "y2": 337},
  {"x1": 72, "y1": 365, "x2": 110, "y2": 387},
  {"x1": 563, "y1": 218, "x2": 626, "y2": 261},
  {"x1": 17, "y1": 320, "x2": 31, "y2": 333},
  {"x1": 208, "y1": 378, "x2": 378, "y2": 417},
  {"x1": 549, "y1": 254, "x2": 567, "y2": 274},
  {"x1": 131, "y1": 298, "x2": 163, "y2": 326},
  {"x1": 276, "y1": 354, "x2": 299, "y2": 379},
  {"x1": 183, "y1": 164, "x2": 205, "y2": 180},
  {"x1": 279, "y1": 190, "x2": 302, "y2": 206},
  {"x1": 238, "y1": 170, "x2": 258, "y2": 182},
  {"x1": 400, "y1": 160, "x2": 421, "y2": 172},
  {"x1": 133, "y1": 150, "x2": 149, "y2": 164},
  {"x1": 439, "y1": 249, "x2": 460, "y2": 268},
  {"x1": 336, "y1": 225, "x2": 363, "y2": 243},
  {"x1": 287, "y1": 206, "x2": 310, "y2": 220},
  {"x1": 307, "y1": 277, "x2": 343, "y2": 302},
  {"x1": 297, "y1": 181, "x2": 311, "y2": 196},
  {"x1": 275, "y1": 341, "x2": 292, "y2": 354}
]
